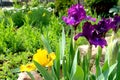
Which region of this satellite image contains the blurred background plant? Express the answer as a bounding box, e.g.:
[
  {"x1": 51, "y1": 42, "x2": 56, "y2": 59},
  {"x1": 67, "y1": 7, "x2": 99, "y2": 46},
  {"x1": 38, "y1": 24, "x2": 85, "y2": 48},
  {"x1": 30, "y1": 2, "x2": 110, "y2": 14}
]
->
[
  {"x1": 54, "y1": 0, "x2": 75, "y2": 16},
  {"x1": 27, "y1": 7, "x2": 51, "y2": 27},
  {"x1": 84, "y1": 0, "x2": 119, "y2": 17},
  {"x1": 109, "y1": 6, "x2": 120, "y2": 16}
]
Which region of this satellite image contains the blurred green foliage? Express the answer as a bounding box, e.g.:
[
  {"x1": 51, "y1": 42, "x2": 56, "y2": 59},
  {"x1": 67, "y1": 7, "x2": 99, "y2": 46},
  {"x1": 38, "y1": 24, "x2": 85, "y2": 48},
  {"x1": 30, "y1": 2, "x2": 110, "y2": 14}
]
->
[
  {"x1": 109, "y1": 6, "x2": 120, "y2": 15},
  {"x1": 0, "y1": 17, "x2": 42, "y2": 53},
  {"x1": 2, "y1": 6, "x2": 51, "y2": 28},
  {"x1": 28, "y1": 7, "x2": 51, "y2": 27},
  {"x1": 11, "y1": 11, "x2": 25, "y2": 27},
  {"x1": 54, "y1": 0, "x2": 75, "y2": 16},
  {"x1": 28, "y1": 0, "x2": 40, "y2": 7},
  {"x1": 85, "y1": 0, "x2": 119, "y2": 17},
  {"x1": 109, "y1": 0, "x2": 120, "y2": 15}
]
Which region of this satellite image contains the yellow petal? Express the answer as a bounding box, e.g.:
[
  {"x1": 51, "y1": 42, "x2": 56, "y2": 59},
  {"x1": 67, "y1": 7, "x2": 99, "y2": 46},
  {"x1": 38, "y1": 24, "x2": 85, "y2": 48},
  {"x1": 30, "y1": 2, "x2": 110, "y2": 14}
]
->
[
  {"x1": 33, "y1": 49, "x2": 49, "y2": 66},
  {"x1": 20, "y1": 65, "x2": 26, "y2": 72},
  {"x1": 37, "y1": 49, "x2": 42, "y2": 53},
  {"x1": 49, "y1": 52, "x2": 56, "y2": 60},
  {"x1": 33, "y1": 49, "x2": 56, "y2": 67},
  {"x1": 46, "y1": 60, "x2": 53, "y2": 67},
  {"x1": 25, "y1": 63, "x2": 36, "y2": 72},
  {"x1": 20, "y1": 63, "x2": 36, "y2": 72}
]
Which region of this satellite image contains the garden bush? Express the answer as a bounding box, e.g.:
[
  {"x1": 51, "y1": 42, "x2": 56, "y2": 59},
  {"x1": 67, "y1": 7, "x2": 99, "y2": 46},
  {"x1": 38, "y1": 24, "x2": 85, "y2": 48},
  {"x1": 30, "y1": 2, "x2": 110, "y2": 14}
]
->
[
  {"x1": 11, "y1": 10, "x2": 25, "y2": 28},
  {"x1": 54, "y1": 0, "x2": 75, "y2": 16},
  {"x1": 0, "y1": 52, "x2": 33, "y2": 79},
  {"x1": 0, "y1": 17, "x2": 43, "y2": 53},
  {"x1": 27, "y1": 7, "x2": 51, "y2": 27}
]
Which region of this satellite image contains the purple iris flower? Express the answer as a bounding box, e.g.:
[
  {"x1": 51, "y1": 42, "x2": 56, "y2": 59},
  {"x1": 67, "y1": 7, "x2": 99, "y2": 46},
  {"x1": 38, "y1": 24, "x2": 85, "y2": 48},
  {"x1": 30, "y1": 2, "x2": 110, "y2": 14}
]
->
[
  {"x1": 74, "y1": 22, "x2": 107, "y2": 48},
  {"x1": 89, "y1": 31, "x2": 107, "y2": 48},
  {"x1": 62, "y1": 4, "x2": 96, "y2": 29},
  {"x1": 111, "y1": 15, "x2": 120, "y2": 32},
  {"x1": 95, "y1": 18, "x2": 112, "y2": 37},
  {"x1": 74, "y1": 22, "x2": 94, "y2": 40},
  {"x1": 62, "y1": 4, "x2": 86, "y2": 28}
]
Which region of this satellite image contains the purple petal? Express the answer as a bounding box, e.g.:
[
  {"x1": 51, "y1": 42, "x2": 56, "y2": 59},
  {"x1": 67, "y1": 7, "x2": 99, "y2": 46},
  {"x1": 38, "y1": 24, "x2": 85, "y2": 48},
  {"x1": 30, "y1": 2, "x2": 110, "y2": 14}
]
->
[
  {"x1": 112, "y1": 15, "x2": 120, "y2": 32},
  {"x1": 86, "y1": 16, "x2": 96, "y2": 22},
  {"x1": 95, "y1": 18, "x2": 112, "y2": 37},
  {"x1": 62, "y1": 16, "x2": 67, "y2": 23},
  {"x1": 82, "y1": 22, "x2": 95, "y2": 39},
  {"x1": 89, "y1": 38, "x2": 107, "y2": 48},
  {"x1": 62, "y1": 4, "x2": 86, "y2": 27},
  {"x1": 62, "y1": 16, "x2": 79, "y2": 26},
  {"x1": 74, "y1": 33, "x2": 83, "y2": 40}
]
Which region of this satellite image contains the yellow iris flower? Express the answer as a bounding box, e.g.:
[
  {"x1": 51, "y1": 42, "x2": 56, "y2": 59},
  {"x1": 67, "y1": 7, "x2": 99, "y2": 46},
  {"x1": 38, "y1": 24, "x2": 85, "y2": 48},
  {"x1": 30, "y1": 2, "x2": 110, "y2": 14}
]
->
[
  {"x1": 20, "y1": 63, "x2": 36, "y2": 72},
  {"x1": 33, "y1": 49, "x2": 56, "y2": 67}
]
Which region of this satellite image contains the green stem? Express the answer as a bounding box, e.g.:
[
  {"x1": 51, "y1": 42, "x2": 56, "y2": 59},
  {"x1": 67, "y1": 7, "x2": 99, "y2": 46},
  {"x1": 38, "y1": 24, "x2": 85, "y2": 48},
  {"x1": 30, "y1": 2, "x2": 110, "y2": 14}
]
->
[
  {"x1": 88, "y1": 44, "x2": 92, "y2": 70},
  {"x1": 95, "y1": 47, "x2": 102, "y2": 77},
  {"x1": 84, "y1": 44, "x2": 92, "y2": 80}
]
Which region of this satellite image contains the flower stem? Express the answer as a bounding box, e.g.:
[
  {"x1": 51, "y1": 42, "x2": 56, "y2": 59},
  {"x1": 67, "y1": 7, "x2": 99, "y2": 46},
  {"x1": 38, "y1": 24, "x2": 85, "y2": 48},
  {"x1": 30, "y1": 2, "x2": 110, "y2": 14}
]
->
[
  {"x1": 87, "y1": 44, "x2": 92, "y2": 68},
  {"x1": 84, "y1": 44, "x2": 92, "y2": 80},
  {"x1": 78, "y1": 0, "x2": 80, "y2": 4}
]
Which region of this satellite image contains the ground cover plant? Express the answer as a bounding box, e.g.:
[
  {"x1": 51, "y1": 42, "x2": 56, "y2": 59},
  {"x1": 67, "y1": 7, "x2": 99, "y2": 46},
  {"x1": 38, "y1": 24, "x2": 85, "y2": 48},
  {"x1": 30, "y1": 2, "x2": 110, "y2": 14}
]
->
[{"x1": 0, "y1": 0, "x2": 120, "y2": 80}]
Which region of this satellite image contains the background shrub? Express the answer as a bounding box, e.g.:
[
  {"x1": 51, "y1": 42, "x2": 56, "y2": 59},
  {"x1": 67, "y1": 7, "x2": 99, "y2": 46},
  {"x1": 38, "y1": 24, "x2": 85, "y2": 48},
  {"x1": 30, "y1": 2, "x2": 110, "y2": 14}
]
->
[
  {"x1": 85, "y1": 0, "x2": 119, "y2": 17},
  {"x1": 0, "y1": 52, "x2": 33, "y2": 79},
  {"x1": 0, "y1": 17, "x2": 43, "y2": 54},
  {"x1": 28, "y1": 7, "x2": 51, "y2": 27},
  {"x1": 54, "y1": 0, "x2": 75, "y2": 16},
  {"x1": 11, "y1": 11, "x2": 25, "y2": 28}
]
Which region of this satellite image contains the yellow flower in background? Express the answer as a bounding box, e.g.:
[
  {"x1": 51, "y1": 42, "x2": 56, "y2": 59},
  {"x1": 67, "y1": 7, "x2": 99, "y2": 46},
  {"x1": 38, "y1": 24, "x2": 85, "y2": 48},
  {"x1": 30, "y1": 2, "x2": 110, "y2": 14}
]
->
[
  {"x1": 33, "y1": 49, "x2": 56, "y2": 67},
  {"x1": 25, "y1": 63, "x2": 36, "y2": 72},
  {"x1": 20, "y1": 63, "x2": 36, "y2": 72},
  {"x1": 20, "y1": 65, "x2": 26, "y2": 72}
]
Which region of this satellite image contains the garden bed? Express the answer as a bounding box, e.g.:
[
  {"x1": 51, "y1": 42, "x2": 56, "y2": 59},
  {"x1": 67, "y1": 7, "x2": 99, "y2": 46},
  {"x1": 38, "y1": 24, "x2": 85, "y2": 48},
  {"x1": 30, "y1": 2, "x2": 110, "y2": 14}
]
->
[{"x1": 0, "y1": 0, "x2": 120, "y2": 80}]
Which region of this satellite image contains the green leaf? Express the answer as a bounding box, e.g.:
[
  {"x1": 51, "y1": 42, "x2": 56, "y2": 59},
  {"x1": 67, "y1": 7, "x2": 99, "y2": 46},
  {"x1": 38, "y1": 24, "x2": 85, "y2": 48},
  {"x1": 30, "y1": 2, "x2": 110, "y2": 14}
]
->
[
  {"x1": 34, "y1": 61, "x2": 53, "y2": 80},
  {"x1": 70, "y1": 48, "x2": 78, "y2": 79},
  {"x1": 51, "y1": 66, "x2": 58, "y2": 80},
  {"x1": 105, "y1": 39, "x2": 119, "y2": 66},
  {"x1": 27, "y1": 72, "x2": 35, "y2": 80},
  {"x1": 52, "y1": 27, "x2": 66, "y2": 80},
  {"x1": 109, "y1": 8, "x2": 118, "y2": 13},
  {"x1": 62, "y1": 56, "x2": 68, "y2": 79},
  {"x1": 54, "y1": 43, "x2": 60, "y2": 78},
  {"x1": 116, "y1": 48, "x2": 120, "y2": 80},
  {"x1": 54, "y1": 44, "x2": 60, "y2": 79},
  {"x1": 68, "y1": 37, "x2": 75, "y2": 73},
  {"x1": 60, "y1": 27, "x2": 65, "y2": 60},
  {"x1": 96, "y1": 47, "x2": 102, "y2": 77},
  {"x1": 97, "y1": 63, "x2": 117, "y2": 80},
  {"x1": 102, "y1": 61, "x2": 109, "y2": 72},
  {"x1": 11, "y1": 68, "x2": 20, "y2": 73},
  {"x1": 41, "y1": 35, "x2": 52, "y2": 53},
  {"x1": 72, "y1": 65, "x2": 84, "y2": 80}
]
